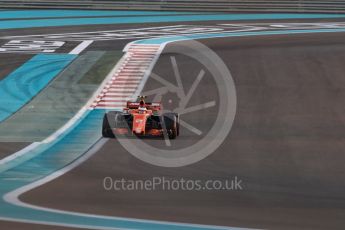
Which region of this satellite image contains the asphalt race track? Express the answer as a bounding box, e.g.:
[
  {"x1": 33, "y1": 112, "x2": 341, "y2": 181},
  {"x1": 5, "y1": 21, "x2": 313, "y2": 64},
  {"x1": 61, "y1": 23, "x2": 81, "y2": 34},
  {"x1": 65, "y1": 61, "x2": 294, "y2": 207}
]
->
[
  {"x1": 17, "y1": 32, "x2": 345, "y2": 230},
  {"x1": 1, "y1": 10, "x2": 345, "y2": 230}
]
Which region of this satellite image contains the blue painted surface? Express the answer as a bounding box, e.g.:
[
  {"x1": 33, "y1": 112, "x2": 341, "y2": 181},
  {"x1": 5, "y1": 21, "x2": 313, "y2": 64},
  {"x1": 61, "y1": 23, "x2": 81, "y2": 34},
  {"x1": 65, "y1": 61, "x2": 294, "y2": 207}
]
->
[
  {"x1": 135, "y1": 27, "x2": 345, "y2": 44},
  {"x1": 0, "y1": 10, "x2": 200, "y2": 19},
  {"x1": 0, "y1": 13, "x2": 344, "y2": 29},
  {"x1": 0, "y1": 109, "x2": 234, "y2": 230},
  {"x1": 0, "y1": 54, "x2": 76, "y2": 122}
]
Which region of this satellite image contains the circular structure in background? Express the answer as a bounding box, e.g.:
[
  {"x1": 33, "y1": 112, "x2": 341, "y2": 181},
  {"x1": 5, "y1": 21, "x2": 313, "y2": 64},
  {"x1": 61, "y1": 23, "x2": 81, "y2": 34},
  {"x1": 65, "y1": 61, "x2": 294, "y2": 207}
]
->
[{"x1": 115, "y1": 39, "x2": 237, "y2": 167}]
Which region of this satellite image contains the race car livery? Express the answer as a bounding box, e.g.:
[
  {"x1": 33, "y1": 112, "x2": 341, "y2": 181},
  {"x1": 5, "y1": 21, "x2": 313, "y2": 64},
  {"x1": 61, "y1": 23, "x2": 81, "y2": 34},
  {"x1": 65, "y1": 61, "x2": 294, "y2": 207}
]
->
[{"x1": 102, "y1": 97, "x2": 180, "y2": 139}]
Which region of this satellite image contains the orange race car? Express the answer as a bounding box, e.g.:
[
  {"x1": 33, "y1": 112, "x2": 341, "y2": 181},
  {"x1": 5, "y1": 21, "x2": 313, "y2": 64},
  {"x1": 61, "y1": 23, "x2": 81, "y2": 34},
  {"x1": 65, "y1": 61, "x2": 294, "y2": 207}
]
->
[{"x1": 102, "y1": 96, "x2": 180, "y2": 139}]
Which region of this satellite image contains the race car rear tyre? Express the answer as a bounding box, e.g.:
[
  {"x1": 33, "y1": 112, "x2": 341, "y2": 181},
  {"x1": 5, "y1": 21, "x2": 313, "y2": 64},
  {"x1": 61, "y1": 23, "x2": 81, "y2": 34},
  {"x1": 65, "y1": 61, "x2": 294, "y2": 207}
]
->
[
  {"x1": 176, "y1": 114, "x2": 180, "y2": 136},
  {"x1": 163, "y1": 113, "x2": 178, "y2": 139},
  {"x1": 102, "y1": 111, "x2": 120, "y2": 138}
]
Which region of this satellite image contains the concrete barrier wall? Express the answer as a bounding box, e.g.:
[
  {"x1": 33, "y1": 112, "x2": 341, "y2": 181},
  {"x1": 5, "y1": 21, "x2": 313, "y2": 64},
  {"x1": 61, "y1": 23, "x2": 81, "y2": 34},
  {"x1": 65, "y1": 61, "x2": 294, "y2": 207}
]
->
[{"x1": 1, "y1": 0, "x2": 345, "y2": 13}]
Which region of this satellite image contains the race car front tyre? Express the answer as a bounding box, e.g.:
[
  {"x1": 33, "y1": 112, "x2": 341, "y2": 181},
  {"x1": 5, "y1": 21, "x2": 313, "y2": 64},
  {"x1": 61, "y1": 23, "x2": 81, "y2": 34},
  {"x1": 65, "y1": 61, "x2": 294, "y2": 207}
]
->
[
  {"x1": 176, "y1": 114, "x2": 180, "y2": 136},
  {"x1": 163, "y1": 113, "x2": 178, "y2": 139},
  {"x1": 102, "y1": 111, "x2": 120, "y2": 138},
  {"x1": 102, "y1": 114, "x2": 114, "y2": 138}
]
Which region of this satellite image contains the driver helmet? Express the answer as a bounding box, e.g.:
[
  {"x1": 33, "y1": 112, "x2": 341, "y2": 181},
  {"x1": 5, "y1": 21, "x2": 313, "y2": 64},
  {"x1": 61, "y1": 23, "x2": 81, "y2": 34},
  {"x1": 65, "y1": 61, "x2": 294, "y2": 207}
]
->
[{"x1": 138, "y1": 107, "x2": 147, "y2": 114}]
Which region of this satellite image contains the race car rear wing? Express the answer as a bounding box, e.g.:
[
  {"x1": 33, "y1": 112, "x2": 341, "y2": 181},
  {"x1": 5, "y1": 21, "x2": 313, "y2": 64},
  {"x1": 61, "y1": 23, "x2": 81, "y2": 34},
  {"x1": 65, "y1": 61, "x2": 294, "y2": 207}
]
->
[{"x1": 126, "y1": 102, "x2": 161, "y2": 110}]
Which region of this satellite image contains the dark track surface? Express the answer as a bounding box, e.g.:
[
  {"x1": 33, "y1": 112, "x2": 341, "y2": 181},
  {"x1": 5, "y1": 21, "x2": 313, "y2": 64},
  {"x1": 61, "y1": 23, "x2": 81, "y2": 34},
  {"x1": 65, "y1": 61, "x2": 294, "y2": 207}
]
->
[
  {"x1": 0, "y1": 142, "x2": 29, "y2": 159},
  {"x1": 19, "y1": 32, "x2": 345, "y2": 229},
  {"x1": 0, "y1": 54, "x2": 31, "y2": 80}
]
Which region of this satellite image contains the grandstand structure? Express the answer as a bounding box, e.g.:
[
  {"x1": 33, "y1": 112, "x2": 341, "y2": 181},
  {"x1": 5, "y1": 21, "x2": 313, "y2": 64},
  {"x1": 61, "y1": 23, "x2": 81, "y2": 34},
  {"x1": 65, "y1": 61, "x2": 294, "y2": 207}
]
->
[{"x1": 0, "y1": 0, "x2": 344, "y2": 13}]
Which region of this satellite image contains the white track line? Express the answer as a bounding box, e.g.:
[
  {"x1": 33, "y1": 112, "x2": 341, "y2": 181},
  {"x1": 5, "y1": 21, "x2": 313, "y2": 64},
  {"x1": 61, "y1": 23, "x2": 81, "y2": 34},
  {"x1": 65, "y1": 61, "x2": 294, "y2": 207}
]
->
[
  {"x1": 69, "y1": 40, "x2": 94, "y2": 55},
  {"x1": 103, "y1": 89, "x2": 136, "y2": 93},
  {"x1": 0, "y1": 142, "x2": 40, "y2": 166},
  {"x1": 104, "y1": 93, "x2": 133, "y2": 96}
]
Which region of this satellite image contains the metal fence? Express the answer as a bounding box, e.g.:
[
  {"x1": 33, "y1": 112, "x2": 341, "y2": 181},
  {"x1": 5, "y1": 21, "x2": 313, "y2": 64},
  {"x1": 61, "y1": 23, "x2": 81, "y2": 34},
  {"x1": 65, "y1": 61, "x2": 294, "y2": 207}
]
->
[{"x1": 0, "y1": 0, "x2": 345, "y2": 13}]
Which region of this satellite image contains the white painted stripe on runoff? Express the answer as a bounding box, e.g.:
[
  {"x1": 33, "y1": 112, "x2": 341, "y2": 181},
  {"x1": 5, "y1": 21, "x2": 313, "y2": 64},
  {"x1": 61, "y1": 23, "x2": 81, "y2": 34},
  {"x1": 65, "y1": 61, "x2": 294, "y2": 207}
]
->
[
  {"x1": 104, "y1": 93, "x2": 134, "y2": 96},
  {"x1": 100, "y1": 99, "x2": 129, "y2": 102},
  {"x1": 103, "y1": 89, "x2": 137, "y2": 92},
  {"x1": 92, "y1": 43, "x2": 160, "y2": 109},
  {"x1": 105, "y1": 93, "x2": 133, "y2": 97},
  {"x1": 93, "y1": 107, "x2": 123, "y2": 110},
  {"x1": 98, "y1": 97, "x2": 128, "y2": 100},
  {"x1": 124, "y1": 42, "x2": 163, "y2": 101},
  {"x1": 115, "y1": 72, "x2": 144, "y2": 76},
  {"x1": 102, "y1": 88, "x2": 135, "y2": 93},
  {"x1": 114, "y1": 78, "x2": 143, "y2": 82},
  {"x1": 98, "y1": 97, "x2": 128, "y2": 101},
  {"x1": 115, "y1": 76, "x2": 143, "y2": 79},
  {"x1": 112, "y1": 80, "x2": 141, "y2": 83},
  {"x1": 107, "y1": 86, "x2": 138, "y2": 89},
  {"x1": 107, "y1": 82, "x2": 139, "y2": 85},
  {"x1": 124, "y1": 60, "x2": 152, "y2": 63},
  {"x1": 0, "y1": 142, "x2": 40, "y2": 166},
  {"x1": 69, "y1": 40, "x2": 93, "y2": 55},
  {"x1": 106, "y1": 87, "x2": 137, "y2": 91},
  {"x1": 120, "y1": 66, "x2": 146, "y2": 70},
  {"x1": 97, "y1": 102, "x2": 127, "y2": 106}
]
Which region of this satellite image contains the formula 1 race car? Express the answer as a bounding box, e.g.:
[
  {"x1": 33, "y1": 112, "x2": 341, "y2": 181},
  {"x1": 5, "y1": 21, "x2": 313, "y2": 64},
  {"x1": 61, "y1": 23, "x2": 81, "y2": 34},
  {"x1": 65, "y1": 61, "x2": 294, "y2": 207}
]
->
[{"x1": 102, "y1": 96, "x2": 180, "y2": 139}]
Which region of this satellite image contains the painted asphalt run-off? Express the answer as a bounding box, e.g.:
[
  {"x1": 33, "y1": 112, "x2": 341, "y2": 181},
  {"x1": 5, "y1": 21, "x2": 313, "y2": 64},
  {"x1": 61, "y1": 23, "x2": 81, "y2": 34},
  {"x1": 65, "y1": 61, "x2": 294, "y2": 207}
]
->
[
  {"x1": 92, "y1": 44, "x2": 161, "y2": 109},
  {"x1": 1, "y1": 10, "x2": 345, "y2": 230}
]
